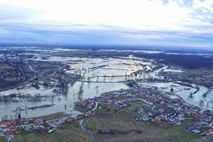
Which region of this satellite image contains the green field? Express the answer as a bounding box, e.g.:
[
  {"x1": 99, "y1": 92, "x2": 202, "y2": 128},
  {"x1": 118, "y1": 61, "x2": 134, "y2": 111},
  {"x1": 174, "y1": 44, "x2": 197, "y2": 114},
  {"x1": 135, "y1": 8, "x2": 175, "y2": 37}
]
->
[{"x1": 41, "y1": 112, "x2": 68, "y2": 121}]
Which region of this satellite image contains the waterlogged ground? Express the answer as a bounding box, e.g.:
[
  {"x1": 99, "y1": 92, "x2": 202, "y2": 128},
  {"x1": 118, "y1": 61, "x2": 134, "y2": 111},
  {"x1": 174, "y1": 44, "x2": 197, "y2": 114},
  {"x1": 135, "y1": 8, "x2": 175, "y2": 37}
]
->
[{"x1": 139, "y1": 81, "x2": 212, "y2": 110}]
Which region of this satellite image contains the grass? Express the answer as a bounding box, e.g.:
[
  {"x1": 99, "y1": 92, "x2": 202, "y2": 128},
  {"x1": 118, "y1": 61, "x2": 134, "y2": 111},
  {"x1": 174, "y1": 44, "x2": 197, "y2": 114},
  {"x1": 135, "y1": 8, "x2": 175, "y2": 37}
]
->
[
  {"x1": 0, "y1": 138, "x2": 5, "y2": 142},
  {"x1": 182, "y1": 118, "x2": 195, "y2": 125},
  {"x1": 0, "y1": 65, "x2": 15, "y2": 71},
  {"x1": 41, "y1": 112, "x2": 68, "y2": 121},
  {"x1": 160, "y1": 123, "x2": 199, "y2": 142},
  {"x1": 127, "y1": 100, "x2": 149, "y2": 109},
  {"x1": 83, "y1": 101, "x2": 200, "y2": 142}
]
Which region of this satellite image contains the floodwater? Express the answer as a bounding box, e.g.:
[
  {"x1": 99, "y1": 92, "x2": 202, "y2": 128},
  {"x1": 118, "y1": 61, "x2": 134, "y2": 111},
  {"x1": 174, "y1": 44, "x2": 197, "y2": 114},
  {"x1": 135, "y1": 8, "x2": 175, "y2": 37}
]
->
[
  {"x1": 1, "y1": 57, "x2": 145, "y2": 119},
  {"x1": 0, "y1": 55, "x2": 211, "y2": 119},
  {"x1": 206, "y1": 89, "x2": 213, "y2": 102},
  {"x1": 0, "y1": 81, "x2": 128, "y2": 119}
]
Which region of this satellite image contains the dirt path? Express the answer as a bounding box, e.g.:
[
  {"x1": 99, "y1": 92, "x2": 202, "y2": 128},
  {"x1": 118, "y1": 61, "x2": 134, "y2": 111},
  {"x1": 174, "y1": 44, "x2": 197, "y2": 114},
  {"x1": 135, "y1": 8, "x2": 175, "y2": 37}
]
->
[{"x1": 79, "y1": 120, "x2": 96, "y2": 142}]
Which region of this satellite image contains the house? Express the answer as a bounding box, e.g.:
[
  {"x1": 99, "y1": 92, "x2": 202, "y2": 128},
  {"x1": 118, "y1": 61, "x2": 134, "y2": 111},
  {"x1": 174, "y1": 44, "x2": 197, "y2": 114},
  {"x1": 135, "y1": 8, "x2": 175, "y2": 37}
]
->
[
  {"x1": 91, "y1": 110, "x2": 96, "y2": 116},
  {"x1": 42, "y1": 126, "x2": 51, "y2": 132},
  {"x1": 153, "y1": 117, "x2": 163, "y2": 125},
  {"x1": 33, "y1": 118, "x2": 40, "y2": 124},
  {"x1": 77, "y1": 114, "x2": 85, "y2": 120},
  {"x1": 9, "y1": 120, "x2": 16, "y2": 126},
  {"x1": 47, "y1": 120, "x2": 57, "y2": 128},
  {"x1": 137, "y1": 108, "x2": 145, "y2": 114},
  {"x1": 33, "y1": 123, "x2": 41, "y2": 130},
  {"x1": 58, "y1": 118, "x2": 65, "y2": 124},
  {"x1": 0, "y1": 122, "x2": 8, "y2": 128},
  {"x1": 138, "y1": 115, "x2": 150, "y2": 122},
  {"x1": 0, "y1": 130, "x2": 4, "y2": 137},
  {"x1": 10, "y1": 126, "x2": 17, "y2": 132},
  {"x1": 4, "y1": 129, "x2": 13, "y2": 135},
  {"x1": 23, "y1": 118, "x2": 30, "y2": 125},
  {"x1": 66, "y1": 116, "x2": 73, "y2": 122},
  {"x1": 23, "y1": 125, "x2": 34, "y2": 132}
]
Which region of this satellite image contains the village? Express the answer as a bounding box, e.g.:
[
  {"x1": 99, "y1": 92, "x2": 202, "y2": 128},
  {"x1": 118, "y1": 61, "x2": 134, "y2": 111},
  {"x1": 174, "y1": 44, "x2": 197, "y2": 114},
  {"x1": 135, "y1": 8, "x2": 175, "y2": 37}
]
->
[
  {"x1": 74, "y1": 81, "x2": 213, "y2": 137},
  {"x1": 1, "y1": 79, "x2": 213, "y2": 141}
]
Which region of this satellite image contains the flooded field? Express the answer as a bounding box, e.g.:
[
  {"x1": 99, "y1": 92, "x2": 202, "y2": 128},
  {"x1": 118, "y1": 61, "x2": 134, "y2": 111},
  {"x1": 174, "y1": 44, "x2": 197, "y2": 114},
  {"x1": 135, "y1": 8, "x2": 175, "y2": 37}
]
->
[
  {"x1": 0, "y1": 81, "x2": 128, "y2": 119},
  {"x1": 139, "y1": 81, "x2": 212, "y2": 110}
]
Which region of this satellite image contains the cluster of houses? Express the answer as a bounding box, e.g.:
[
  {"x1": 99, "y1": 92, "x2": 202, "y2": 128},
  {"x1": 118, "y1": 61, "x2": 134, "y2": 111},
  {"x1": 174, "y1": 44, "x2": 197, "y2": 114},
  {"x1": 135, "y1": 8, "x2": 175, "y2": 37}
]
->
[
  {"x1": 76, "y1": 84, "x2": 213, "y2": 137},
  {"x1": 74, "y1": 99, "x2": 98, "y2": 121},
  {"x1": 75, "y1": 98, "x2": 96, "y2": 111},
  {"x1": 0, "y1": 115, "x2": 73, "y2": 142},
  {"x1": 94, "y1": 89, "x2": 135, "y2": 108},
  {"x1": 134, "y1": 87, "x2": 213, "y2": 135},
  {"x1": 76, "y1": 110, "x2": 96, "y2": 121}
]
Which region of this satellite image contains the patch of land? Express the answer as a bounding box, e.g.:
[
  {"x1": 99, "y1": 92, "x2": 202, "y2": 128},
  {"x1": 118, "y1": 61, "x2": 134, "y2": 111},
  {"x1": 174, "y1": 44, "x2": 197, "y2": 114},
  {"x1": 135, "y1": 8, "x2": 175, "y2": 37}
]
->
[
  {"x1": 41, "y1": 112, "x2": 69, "y2": 121},
  {"x1": 160, "y1": 67, "x2": 213, "y2": 87},
  {"x1": 83, "y1": 101, "x2": 199, "y2": 142},
  {"x1": 193, "y1": 135, "x2": 213, "y2": 142}
]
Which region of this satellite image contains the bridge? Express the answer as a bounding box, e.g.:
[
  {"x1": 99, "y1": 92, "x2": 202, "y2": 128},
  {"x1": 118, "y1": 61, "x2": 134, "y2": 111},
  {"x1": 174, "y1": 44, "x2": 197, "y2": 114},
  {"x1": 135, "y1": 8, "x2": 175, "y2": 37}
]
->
[{"x1": 77, "y1": 80, "x2": 126, "y2": 83}]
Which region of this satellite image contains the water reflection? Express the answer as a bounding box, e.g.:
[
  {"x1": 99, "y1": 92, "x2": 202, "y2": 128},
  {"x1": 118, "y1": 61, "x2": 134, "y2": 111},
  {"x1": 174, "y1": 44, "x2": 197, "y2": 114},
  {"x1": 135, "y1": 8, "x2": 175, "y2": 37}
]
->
[{"x1": 77, "y1": 82, "x2": 84, "y2": 101}]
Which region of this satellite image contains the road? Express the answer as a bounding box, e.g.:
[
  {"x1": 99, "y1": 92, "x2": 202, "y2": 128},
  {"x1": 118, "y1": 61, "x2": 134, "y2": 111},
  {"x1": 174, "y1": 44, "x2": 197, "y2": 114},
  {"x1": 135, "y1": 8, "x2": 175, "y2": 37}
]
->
[{"x1": 79, "y1": 101, "x2": 98, "y2": 142}]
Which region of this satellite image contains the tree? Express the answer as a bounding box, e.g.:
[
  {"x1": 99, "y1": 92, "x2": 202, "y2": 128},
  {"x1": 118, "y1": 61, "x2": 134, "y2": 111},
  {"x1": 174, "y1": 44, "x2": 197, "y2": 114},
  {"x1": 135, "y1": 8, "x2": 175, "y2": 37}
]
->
[
  {"x1": 18, "y1": 113, "x2": 21, "y2": 119},
  {"x1": 189, "y1": 93, "x2": 193, "y2": 98},
  {"x1": 170, "y1": 88, "x2": 174, "y2": 93},
  {"x1": 43, "y1": 118, "x2": 46, "y2": 124}
]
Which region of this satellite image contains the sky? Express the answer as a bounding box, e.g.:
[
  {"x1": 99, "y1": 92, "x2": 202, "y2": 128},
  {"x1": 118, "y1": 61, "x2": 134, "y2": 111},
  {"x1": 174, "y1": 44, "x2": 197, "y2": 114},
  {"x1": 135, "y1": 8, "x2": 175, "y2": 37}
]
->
[{"x1": 0, "y1": 0, "x2": 213, "y2": 49}]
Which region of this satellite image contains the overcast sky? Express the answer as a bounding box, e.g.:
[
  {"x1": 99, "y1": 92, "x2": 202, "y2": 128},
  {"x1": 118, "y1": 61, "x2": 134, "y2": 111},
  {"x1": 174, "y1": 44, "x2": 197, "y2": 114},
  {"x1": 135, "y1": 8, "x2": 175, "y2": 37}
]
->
[{"x1": 0, "y1": 0, "x2": 213, "y2": 49}]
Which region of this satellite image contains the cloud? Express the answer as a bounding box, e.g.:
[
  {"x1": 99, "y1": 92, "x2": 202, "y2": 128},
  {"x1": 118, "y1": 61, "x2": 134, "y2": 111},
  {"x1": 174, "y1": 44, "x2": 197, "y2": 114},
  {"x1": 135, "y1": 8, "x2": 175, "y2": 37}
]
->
[
  {"x1": 161, "y1": 0, "x2": 169, "y2": 5},
  {"x1": 0, "y1": 23, "x2": 138, "y2": 45},
  {"x1": 168, "y1": 0, "x2": 213, "y2": 24},
  {"x1": 190, "y1": 7, "x2": 213, "y2": 24},
  {"x1": 0, "y1": 0, "x2": 212, "y2": 49},
  {"x1": 173, "y1": 0, "x2": 194, "y2": 7},
  {"x1": 0, "y1": 5, "x2": 40, "y2": 22},
  {"x1": 118, "y1": 28, "x2": 213, "y2": 48},
  {"x1": 0, "y1": 23, "x2": 212, "y2": 49}
]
